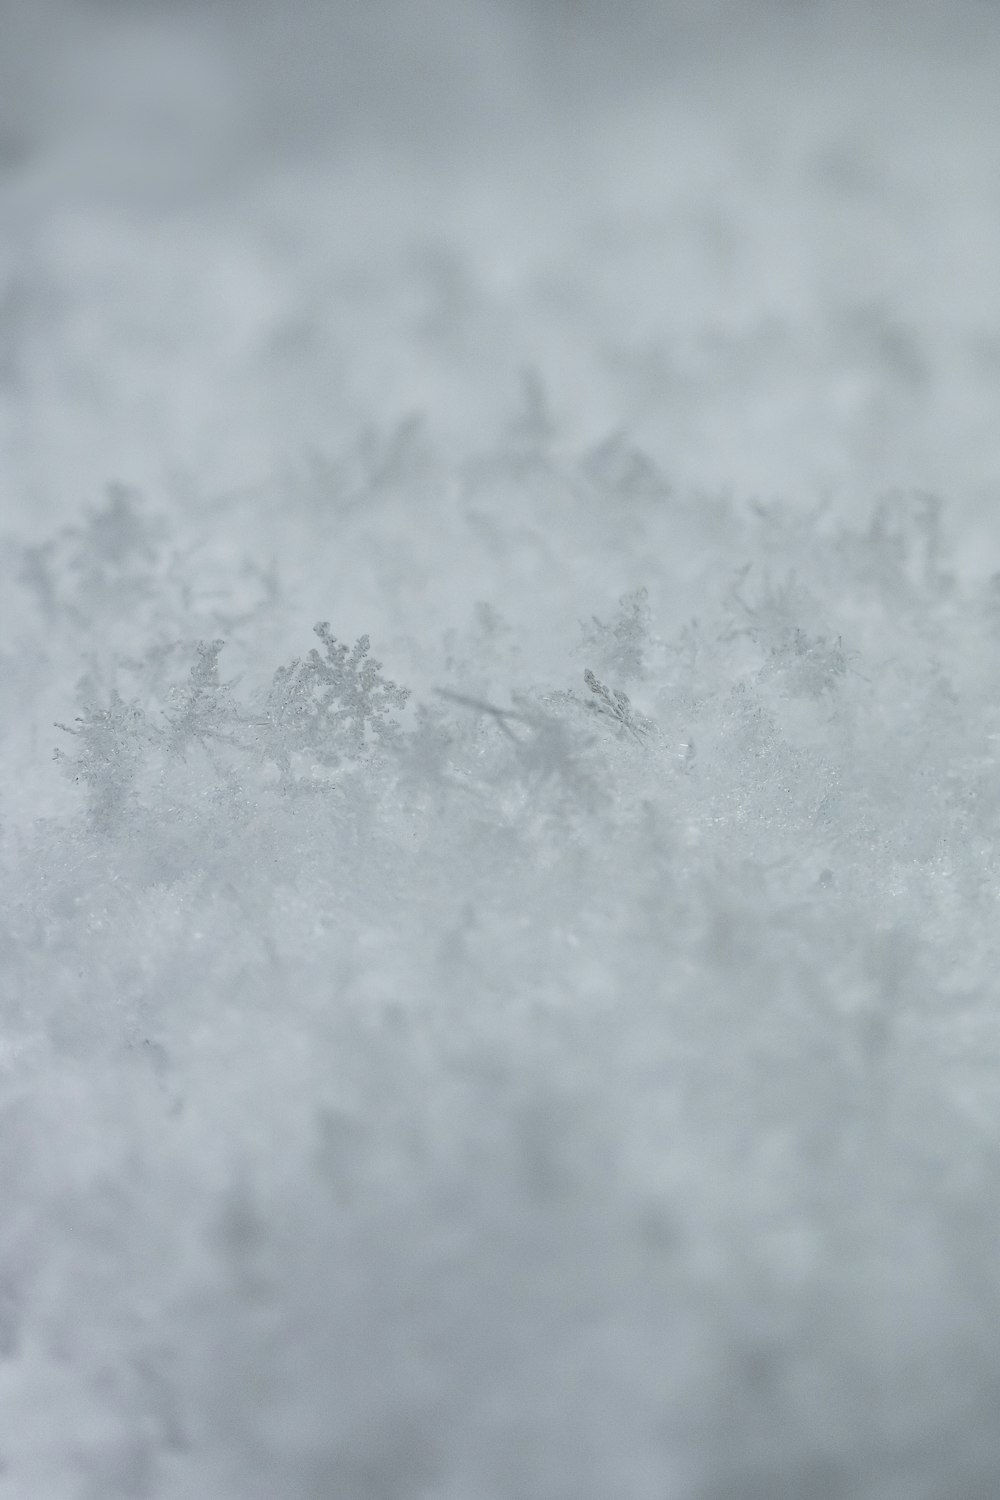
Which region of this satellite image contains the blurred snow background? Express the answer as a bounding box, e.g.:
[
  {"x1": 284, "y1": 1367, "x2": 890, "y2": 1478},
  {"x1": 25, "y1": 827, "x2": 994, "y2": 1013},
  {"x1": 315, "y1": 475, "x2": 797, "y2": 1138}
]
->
[{"x1": 4, "y1": 2, "x2": 1000, "y2": 1496}]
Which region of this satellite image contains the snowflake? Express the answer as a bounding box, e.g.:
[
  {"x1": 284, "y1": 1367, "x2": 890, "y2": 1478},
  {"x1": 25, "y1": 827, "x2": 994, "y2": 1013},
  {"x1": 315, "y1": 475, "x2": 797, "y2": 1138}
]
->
[{"x1": 258, "y1": 624, "x2": 410, "y2": 781}]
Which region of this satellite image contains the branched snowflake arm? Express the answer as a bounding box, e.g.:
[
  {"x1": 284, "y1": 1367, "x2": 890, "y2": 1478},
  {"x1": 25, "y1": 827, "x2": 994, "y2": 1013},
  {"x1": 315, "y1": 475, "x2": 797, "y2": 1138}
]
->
[
  {"x1": 255, "y1": 624, "x2": 410, "y2": 780},
  {"x1": 55, "y1": 690, "x2": 148, "y2": 831},
  {"x1": 305, "y1": 624, "x2": 410, "y2": 759},
  {"x1": 582, "y1": 668, "x2": 652, "y2": 742},
  {"x1": 161, "y1": 640, "x2": 242, "y2": 758}
]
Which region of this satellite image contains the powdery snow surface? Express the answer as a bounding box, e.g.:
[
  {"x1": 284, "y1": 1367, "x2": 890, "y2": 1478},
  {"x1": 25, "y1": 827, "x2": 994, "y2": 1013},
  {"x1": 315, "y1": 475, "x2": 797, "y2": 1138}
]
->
[{"x1": 4, "y1": 1, "x2": 1000, "y2": 1495}]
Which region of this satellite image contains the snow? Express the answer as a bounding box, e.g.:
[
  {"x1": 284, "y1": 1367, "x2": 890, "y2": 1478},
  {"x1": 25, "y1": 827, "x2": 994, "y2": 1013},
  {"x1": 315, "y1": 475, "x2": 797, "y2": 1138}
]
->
[{"x1": 3, "y1": 2, "x2": 1000, "y2": 1495}]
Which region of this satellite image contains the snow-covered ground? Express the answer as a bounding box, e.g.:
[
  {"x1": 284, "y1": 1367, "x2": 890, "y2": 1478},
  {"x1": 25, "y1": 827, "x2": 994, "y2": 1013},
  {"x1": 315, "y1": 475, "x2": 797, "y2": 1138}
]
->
[{"x1": 4, "y1": 3, "x2": 1000, "y2": 1495}]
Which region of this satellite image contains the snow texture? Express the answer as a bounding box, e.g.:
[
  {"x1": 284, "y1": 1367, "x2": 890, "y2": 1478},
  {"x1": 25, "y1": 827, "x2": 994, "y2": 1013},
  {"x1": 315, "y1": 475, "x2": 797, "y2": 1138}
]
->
[{"x1": 4, "y1": 2, "x2": 1000, "y2": 1496}]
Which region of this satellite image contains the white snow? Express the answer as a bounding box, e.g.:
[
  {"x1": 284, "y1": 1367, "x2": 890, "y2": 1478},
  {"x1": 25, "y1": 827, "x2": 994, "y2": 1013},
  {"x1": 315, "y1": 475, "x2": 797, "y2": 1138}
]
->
[{"x1": 3, "y1": 3, "x2": 1000, "y2": 1496}]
